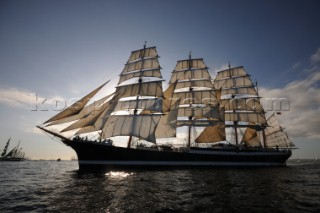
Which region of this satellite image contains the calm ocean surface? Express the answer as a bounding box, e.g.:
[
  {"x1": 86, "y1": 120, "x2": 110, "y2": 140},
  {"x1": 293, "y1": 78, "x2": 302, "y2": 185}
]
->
[{"x1": 0, "y1": 160, "x2": 319, "y2": 213}]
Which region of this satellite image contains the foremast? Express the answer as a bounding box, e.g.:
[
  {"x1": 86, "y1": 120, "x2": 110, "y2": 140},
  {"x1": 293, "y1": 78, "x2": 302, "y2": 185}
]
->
[
  {"x1": 38, "y1": 44, "x2": 164, "y2": 148},
  {"x1": 101, "y1": 43, "x2": 165, "y2": 147},
  {"x1": 171, "y1": 53, "x2": 223, "y2": 148}
]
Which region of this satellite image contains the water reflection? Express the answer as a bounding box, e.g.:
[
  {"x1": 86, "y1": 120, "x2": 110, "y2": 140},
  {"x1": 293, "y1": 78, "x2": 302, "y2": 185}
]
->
[
  {"x1": 44, "y1": 161, "x2": 320, "y2": 213},
  {"x1": 105, "y1": 171, "x2": 134, "y2": 178}
]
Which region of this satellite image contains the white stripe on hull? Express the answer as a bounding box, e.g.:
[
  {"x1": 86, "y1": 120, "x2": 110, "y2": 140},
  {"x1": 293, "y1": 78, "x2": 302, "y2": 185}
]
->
[{"x1": 79, "y1": 160, "x2": 286, "y2": 167}]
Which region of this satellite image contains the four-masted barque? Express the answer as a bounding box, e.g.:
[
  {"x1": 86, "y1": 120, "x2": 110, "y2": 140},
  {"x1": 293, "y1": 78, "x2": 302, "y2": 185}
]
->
[{"x1": 38, "y1": 44, "x2": 295, "y2": 169}]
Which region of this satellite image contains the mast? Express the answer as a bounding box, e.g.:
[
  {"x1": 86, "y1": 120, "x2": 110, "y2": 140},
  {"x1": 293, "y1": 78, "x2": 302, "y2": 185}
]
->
[
  {"x1": 213, "y1": 65, "x2": 267, "y2": 147},
  {"x1": 188, "y1": 51, "x2": 193, "y2": 148},
  {"x1": 127, "y1": 42, "x2": 147, "y2": 148},
  {"x1": 171, "y1": 54, "x2": 220, "y2": 147},
  {"x1": 1, "y1": 138, "x2": 10, "y2": 157},
  {"x1": 228, "y1": 62, "x2": 239, "y2": 145},
  {"x1": 101, "y1": 43, "x2": 164, "y2": 145},
  {"x1": 262, "y1": 130, "x2": 267, "y2": 148}
]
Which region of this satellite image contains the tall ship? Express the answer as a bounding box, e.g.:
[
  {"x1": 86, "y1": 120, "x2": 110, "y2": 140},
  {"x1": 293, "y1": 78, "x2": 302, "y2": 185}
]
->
[
  {"x1": 38, "y1": 44, "x2": 295, "y2": 169},
  {"x1": 0, "y1": 138, "x2": 26, "y2": 161}
]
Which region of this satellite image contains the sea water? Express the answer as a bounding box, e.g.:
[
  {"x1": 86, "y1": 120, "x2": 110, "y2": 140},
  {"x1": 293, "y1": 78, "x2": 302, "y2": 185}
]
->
[{"x1": 0, "y1": 160, "x2": 319, "y2": 212}]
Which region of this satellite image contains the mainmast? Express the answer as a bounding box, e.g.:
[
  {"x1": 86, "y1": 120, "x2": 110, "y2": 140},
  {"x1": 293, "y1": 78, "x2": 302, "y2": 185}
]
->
[
  {"x1": 171, "y1": 54, "x2": 221, "y2": 148},
  {"x1": 187, "y1": 51, "x2": 193, "y2": 148},
  {"x1": 228, "y1": 62, "x2": 239, "y2": 145}
]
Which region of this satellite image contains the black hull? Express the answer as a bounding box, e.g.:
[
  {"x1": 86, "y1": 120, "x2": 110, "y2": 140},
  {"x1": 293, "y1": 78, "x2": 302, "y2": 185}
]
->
[
  {"x1": 0, "y1": 157, "x2": 25, "y2": 161},
  {"x1": 63, "y1": 139, "x2": 292, "y2": 170}
]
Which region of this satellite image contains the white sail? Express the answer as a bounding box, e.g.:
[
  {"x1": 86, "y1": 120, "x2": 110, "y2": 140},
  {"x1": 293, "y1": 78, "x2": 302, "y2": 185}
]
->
[
  {"x1": 114, "y1": 98, "x2": 162, "y2": 112},
  {"x1": 220, "y1": 98, "x2": 263, "y2": 112},
  {"x1": 220, "y1": 86, "x2": 258, "y2": 96},
  {"x1": 128, "y1": 46, "x2": 158, "y2": 62},
  {"x1": 175, "y1": 79, "x2": 214, "y2": 90},
  {"x1": 174, "y1": 90, "x2": 217, "y2": 105},
  {"x1": 61, "y1": 100, "x2": 112, "y2": 132},
  {"x1": 46, "y1": 93, "x2": 114, "y2": 126},
  {"x1": 102, "y1": 114, "x2": 161, "y2": 143},
  {"x1": 215, "y1": 66, "x2": 248, "y2": 80},
  {"x1": 178, "y1": 105, "x2": 220, "y2": 118},
  {"x1": 116, "y1": 81, "x2": 163, "y2": 98},
  {"x1": 170, "y1": 69, "x2": 211, "y2": 83},
  {"x1": 177, "y1": 119, "x2": 219, "y2": 127},
  {"x1": 241, "y1": 127, "x2": 262, "y2": 147},
  {"x1": 174, "y1": 59, "x2": 207, "y2": 70},
  {"x1": 44, "y1": 81, "x2": 109, "y2": 124},
  {"x1": 214, "y1": 76, "x2": 254, "y2": 89},
  {"x1": 155, "y1": 99, "x2": 179, "y2": 138},
  {"x1": 75, "y1": 94, "x2": 121, "y2": 134},
  {"x1": 122, "y1": 58, "x2": 160, "y2": 74},
  {"x1": 119, "y1": 69, "x2": 162, "y2": 84},
  {"x1": 195, "y1": 122, "x2": 226, "y2": 143},
  {"x1": 265, "y1": 114, "x2": 295, "y2": 148},
  {"x1": 225, "y1": 111, "x2": 267, "y2": 124}
]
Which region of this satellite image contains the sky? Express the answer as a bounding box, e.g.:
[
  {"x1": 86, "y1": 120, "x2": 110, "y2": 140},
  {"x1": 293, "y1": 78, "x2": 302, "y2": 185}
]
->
[{"x1": 0, "y1": 0, "x2": 319, "y2": 160}]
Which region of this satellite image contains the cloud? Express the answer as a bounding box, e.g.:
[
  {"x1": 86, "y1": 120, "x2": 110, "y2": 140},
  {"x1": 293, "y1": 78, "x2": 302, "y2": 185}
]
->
[
  {"x1": 310, "y1": 47, "x2": 320, "y2": 65},
  {"x1": 24, "y1": 126, "x2": 45, "y2": 135},
  {"x1": 0, "y1": 87, "x2": 38, "y2": 107},
  {"x1": 0, "y1": 87, "x2": 65, "y2": 110},
  {"x1": 260, "y1": 65, "x2": 320, "y2": 140}
]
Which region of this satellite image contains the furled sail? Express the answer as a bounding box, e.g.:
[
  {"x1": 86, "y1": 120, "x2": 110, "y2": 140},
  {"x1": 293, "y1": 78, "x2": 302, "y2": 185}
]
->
[
  {"x1": 265, "y1": 114, "x2": 295, "y2": 148},
  {"x1": 44, "y1": 81, "x2": 109, "y2": 124}
]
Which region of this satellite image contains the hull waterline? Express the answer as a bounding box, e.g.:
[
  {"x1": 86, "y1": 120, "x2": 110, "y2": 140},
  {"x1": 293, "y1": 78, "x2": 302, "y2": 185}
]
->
[
  {"x1": 0, "y1": 157, "x2": 25, "y2": 161},
  {"x1": 63, "y1": 139, "x2": 292, "y2": 170}
]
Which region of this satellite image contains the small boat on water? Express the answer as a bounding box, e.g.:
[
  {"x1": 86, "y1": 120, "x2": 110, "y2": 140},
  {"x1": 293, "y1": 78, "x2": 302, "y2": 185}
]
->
[{"x1": 0, "y1": 138, "x2": 26, "y2": 161}]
